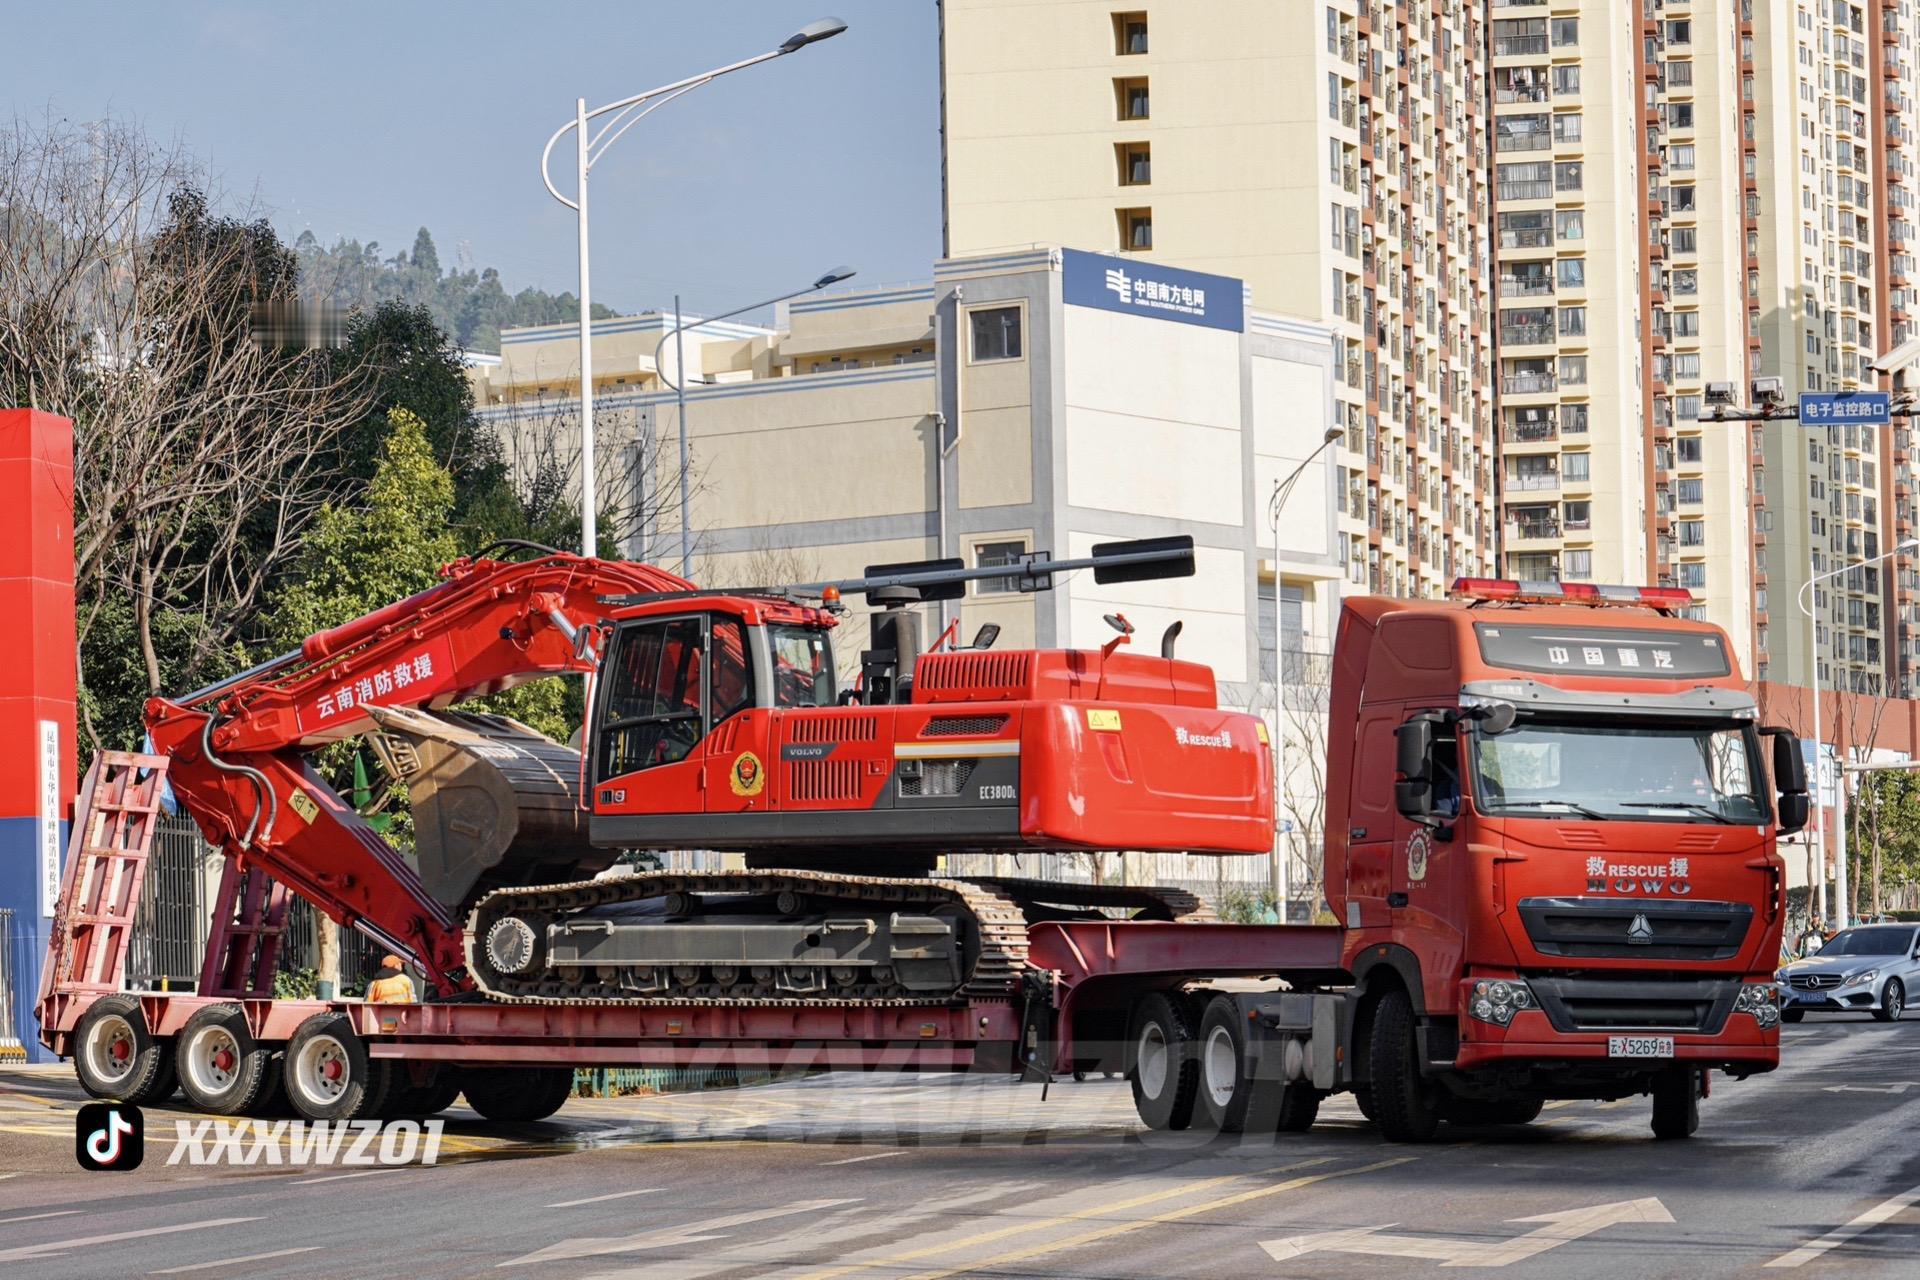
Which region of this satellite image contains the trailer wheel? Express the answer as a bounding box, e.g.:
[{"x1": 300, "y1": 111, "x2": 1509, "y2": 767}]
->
[
  {"x1": 73, "y1": 994, "x2": 176, "y2": 1105},
  {"x1": 1366, "y1": 989, "x2": 1440, "y2": 1143},
  {"x1": 1190, "y1": 990, "x2": 1267, "y2": 1128},
  {"x1": 1127, "y1": 992, "x2": 1199, "y2": 1131},
  {"x1": 176, "y1": 1004, "x2": 280, "y2": 1116},
  {"x1": 461, "y1": 1067, "x2": 574, "y2": 1122},
  {"x1": 1275, "y1": 1085, "x2": 1322, "y2": 1133},
  {"x1": 1650, "y1": 1066, "x2": 1700, "y2": 1140},
  {"x1": 283, "y1": 1012, "x2": 393, "y2": 1122}
]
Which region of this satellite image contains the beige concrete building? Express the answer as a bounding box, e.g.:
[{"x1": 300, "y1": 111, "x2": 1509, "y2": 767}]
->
[{"x1": 939, "y1": 0, "x2": 1500, "y2": 618}]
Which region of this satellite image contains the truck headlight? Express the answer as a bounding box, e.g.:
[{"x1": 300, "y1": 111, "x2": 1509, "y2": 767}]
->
[
  {"x1": 1468, "y1": 978, "x2": 1535, "y2": 1026},
  {"x1": 1840, "y1": 969, "x2": 1878, "y2": 988},
  {"x1": 1735, "y1": 983, "x2": 1780, "y2": 1028}
]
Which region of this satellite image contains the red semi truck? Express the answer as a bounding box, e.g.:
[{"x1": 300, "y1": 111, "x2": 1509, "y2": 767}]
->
[{"x1": 39, "y1": 564, "x2": 1802, "y2": 1141}]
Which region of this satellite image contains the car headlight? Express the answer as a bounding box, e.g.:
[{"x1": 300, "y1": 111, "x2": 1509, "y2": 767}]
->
[
  {"x1": 1468, "y1": 979, "x2": 1535, "y2": 1026},
  {"x1": 1841, "y1": 969, "x2": 1878, "y2": 988},
  {"x1": 1735, "y1": 983, "x2": 1780, "y2": 1028}
]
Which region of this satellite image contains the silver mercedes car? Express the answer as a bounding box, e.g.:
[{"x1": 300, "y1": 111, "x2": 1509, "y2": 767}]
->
[{"x1": 1776, "y1": 923, "x2": 1920, "y2": 1022}]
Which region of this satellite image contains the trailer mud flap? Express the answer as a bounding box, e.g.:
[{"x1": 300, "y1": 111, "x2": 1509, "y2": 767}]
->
[{"x1": 1019, "y1": 970, "x2": 1058, "y2": 1084}]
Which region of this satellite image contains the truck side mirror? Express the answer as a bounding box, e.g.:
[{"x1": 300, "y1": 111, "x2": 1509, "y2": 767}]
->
[
  {"x1": 1394, "y1": 718, "x2": 1434, "y2": 823},
  {"x1": 1762, "y1": 727, "x2": 1809, "y2": 835}
]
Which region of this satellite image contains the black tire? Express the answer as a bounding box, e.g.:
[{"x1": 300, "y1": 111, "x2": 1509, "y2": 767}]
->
[
  {"x1": 382, "y1": 1065, "x2": 464, "y2": 1118},
  {"x1": 1874, "y1": 979, "x2": 1906, "y2": 1022},
  {"x1": 1275, "y1": 1085, "x2": 1322, "y2": 1133},
  {"x1": 1441, "y1": 1096, "x2": 1544, "y2": 1127},
  {"x1": 461, "y1": 1067, "x2": 574, "y2": 1122},
  {"x1": 1650, "y1": 1065, "x2": 1700, "y2": 1139},
  {"x1": 418, "y1": 1068, "x2": 465, "y2": 1116},
  {"x1": 1781, "y1": 1008, "x2": 1805, "y2": 1023},
  {"x1": 283, "y1": 1012, "x2": 394, "y2": 1121},
  {"x1": 1367, "y1": 988, "x2": 1440, "y2": 1143},
  {"x1": 73, "y1": 994, "x2": 176, "y2": 1105},
  {"x1": 1195, "y1": 995, "x2": 1262, "y2": 1133},
  {"x1": 175, "y1": 1004, "x2": 280, "y2": 1116},
  {"x1": 1127, "y1": 992, "x2": 1200, "y2": 1131}
]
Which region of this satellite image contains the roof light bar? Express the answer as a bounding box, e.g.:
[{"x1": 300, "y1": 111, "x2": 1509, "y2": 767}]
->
[{"x1": 1449, "y1": 577, "x2": 1694, "y2": 613}]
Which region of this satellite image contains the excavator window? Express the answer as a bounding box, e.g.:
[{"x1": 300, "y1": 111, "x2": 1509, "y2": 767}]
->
[
  {"x1": 597, "y1": 615, "x2": 708, "y2": 780},
  {"x1": 710, "y1": 615, "x2": 754, "y2": 724},
  {"x1": 769, "y1": 624, "x2": 836, "y2": 707}
]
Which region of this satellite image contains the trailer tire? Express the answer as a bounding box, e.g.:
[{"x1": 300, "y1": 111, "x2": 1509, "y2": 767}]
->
[
  {"x1": 1275, "y1": 1085, "x2": 1322, "y2": 1133},
  {"x1": 283, "y1": 1012, "x2": 394, "y2": 1122},
  {"x1": 74, "y1": 994, "x2": 176, "y2": 1105},
  {"x1": 1367, "y1": 988, "x2": 1440, "y2": 1143},
  {"x1": 417, "y1": 1068, "x2": 465, "y2": 1116},
  {"x1": 462, "y1": 1067, "x2": 574, "y2": 1122},
  {"x1": 176, "y1": 1004, "x2": 279, "y2": 1116},
  {"x1": 1195, "y1": 995, "x2": 1261, "y2": 1133},
  {"x1": 1650, "y1": 1066, "x2": 1700, "y2": 1140},
  {"x1": 1128, "y1": 992, "x2": 1200, "y2": 1131}
]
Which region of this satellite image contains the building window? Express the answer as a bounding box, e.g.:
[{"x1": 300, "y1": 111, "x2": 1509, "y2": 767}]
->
[
  {"x1": 1120, "y1": 207, "x2": 1153, "y2": 250},
  {"x1": 1563, "y1": 500, "x2": 1592, "y2": 529},
  {"x1": 1559, "y1": 306, "x2": 1587, "y2": 336},
  {"x1": 1679, "y1": 562, "x2": 1707, "y2": 588},
  {"x1": 1672, "y1": 227, "x2": 1698, "y2": 254},
  {"x1": 1560, "y1": 402, "x2": 1590, "y2": 434},
  {"x1": 1672, "y1": 268, "x2": 1698, "y2": 295},
  {"x1": 1678, "y1": 478, "x2": 1704, "y2": 504},
  {"x1": 1117, "y1": 142, "x2": 1151, "y2": 186},
  {"x1": 1114, "y1": 11, "x2": 1148, "y2": 55},
  {"x1": 975, "y1": 539, "x2": 1028, "y2": 594},
  {"x1": 1674, "y1": 352, "x2": 1701, "y2": 379},
  {"x1": 1564, "y1": 549, "x2": 1593, "y2": 579},
  {"x1": 1670, "y1": 144, "x2": 1696, "y2": 170},
  {"x1": 1555, "y1": 209, "x2": 1585, "y2": 241},
  {"x1": 1678, "y1": 520, "x2": 1706, "y2": 547},
  {"x1": 1668, "y1": 101, "x2": 1694, "y2": 130},
  {"x1": 1551, "y1": 17, "x2": 1578, "y2": 45},
  {"x1": 1556, "y1": 257, "x2": 1586, "y2": 288},
  {"x1": 1116, "y1": 77, "x2": 1150, "y2": 120},
  {"x1": 1667, "y1": 19, "x2": 1691, "y2": 44},
  {"x1": 1678, "y1": 435, "x2": 1704, "y2": 463},
  {"x1": 1554, "y1": 161, "x2": 1584, "y2": 192},
  {"x1": 1673, "y1": 310, "x2": 1700, "y2": 337},
  {"x1": 969, "y1": 306, "x2": 1023, "y2": 362},
  {"x1": 1564, "y1": 451, "x2": 1591, "y2": 483},
  {"x1": 1553, "y1": 113, "x2": 1583, "y2": 144},
  {"x1": 1558, "y1": 354, "x2": 1588, "y2": 385},
  {"x1": 1552, "y1": 64, "x2": 1581, "y2": 95}
]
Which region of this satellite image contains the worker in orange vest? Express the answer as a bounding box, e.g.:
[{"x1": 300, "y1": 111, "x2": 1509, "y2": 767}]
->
[{"x1": 365, "y1": 955, "x2": 416, "y2": 1004}]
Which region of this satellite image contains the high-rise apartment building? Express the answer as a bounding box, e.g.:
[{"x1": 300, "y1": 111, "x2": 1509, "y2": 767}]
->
[{"x1": 940, "y1": 0, "x2": 1500, "y2": 618}]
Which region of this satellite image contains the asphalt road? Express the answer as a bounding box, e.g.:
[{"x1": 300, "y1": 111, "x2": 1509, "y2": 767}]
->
[{"x1": 3, "y1": 1012, "x2": 1919, "y2": 1279}]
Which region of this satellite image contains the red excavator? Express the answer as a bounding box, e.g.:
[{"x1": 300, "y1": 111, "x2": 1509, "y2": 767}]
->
[{"x1": 143, "y1": 535, "x2": 1271, "y2": 1011}]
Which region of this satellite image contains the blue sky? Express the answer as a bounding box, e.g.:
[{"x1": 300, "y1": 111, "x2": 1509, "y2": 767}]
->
[{"x1": 7, "y1": 2, "x2": 941, "y2": 317}]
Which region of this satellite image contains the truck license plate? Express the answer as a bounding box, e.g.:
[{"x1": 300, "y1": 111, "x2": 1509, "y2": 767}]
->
[{"x1": 1607, "y1": 1035, "x2": 1674, "y2": 1058}]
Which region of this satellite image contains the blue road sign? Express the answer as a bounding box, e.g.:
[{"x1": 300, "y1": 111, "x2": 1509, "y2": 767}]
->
[{"x1": 1800, "y1": 391, "x2": 1890, "y2": 426}]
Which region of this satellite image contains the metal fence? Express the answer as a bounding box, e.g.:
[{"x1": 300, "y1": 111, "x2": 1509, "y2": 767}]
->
[{"x1": 0, "y1": 908, "x2": 20, "y2": 1061}]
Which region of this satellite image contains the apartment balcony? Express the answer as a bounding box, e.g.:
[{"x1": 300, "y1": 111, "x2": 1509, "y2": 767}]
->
[
  {"x1": 1500, "y1": 370, "x2": 1558, "y2": 396},
  {"x1": 1505, "y1": 514, "x2": 1562, "y2": 544},
  {"x1": 1499, "y1": 323, "x2": 1556, "y2": 349},
  {"x1": 1506, "y1": 470, "x2": 1561, "y2": 493},
  {"x1": 1499, "y1": 276, "x2": 1555, "y2": 298},
  {"x1": 1503, "y1": 417, "x2": 1559, "y2": 446},
  {"x1": 1498, "y1": 179, "x2": 1554, "y2": 201}
]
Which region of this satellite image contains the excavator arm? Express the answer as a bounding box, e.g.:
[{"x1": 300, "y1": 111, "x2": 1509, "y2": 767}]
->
[{"x1": 144, "y1": 550, "x2": 691, "y2": 992}]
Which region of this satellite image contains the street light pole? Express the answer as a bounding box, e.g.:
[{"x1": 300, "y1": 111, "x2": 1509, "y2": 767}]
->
[
  {"x1": 539, "y1": 18, "x2": 847, "y2": 557},
  {"x1": 652, "y1": 266, "x2": 857, "y2": 576},
  {"x1": 1266, "y1": 424, "x2": 1343, "y2": 922},
  {"x1": 1796, "y1": 535, "x2": 1919, "y2": 931}
]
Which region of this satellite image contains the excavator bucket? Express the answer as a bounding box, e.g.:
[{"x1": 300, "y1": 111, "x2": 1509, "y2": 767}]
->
[{"x1": 364, "y1": 706, "x2": 617, "y2": 914}]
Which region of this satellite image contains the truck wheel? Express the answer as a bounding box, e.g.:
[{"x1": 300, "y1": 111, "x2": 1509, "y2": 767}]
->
[
  {"x1": 1874, "y1": 978, "x2": 1906, "y2": 1022},
  {"x1": 1196, "y1": 995, "x2": 1261, "y2": 1133},
  {"x1": 176, "y1": 1004, "x2": 279, "y2": 1116},
  {"x1": 284, "y1": 1012, "x2": 394, "y2": 1122},
  {"x1": 1275, "y1": 1085, "x2": 1322, "y2": 1133},
  {"x1": 1127, "y1": 992, "x2": 1199, "y2": 1131},
  {"x1": 462, "y1": 1067, "x2": 574, "y2": 1122},
  {"x1": 1780, "y1": 1008, "x2": 1805, "y2": 1023},
  {"x1": 1367, "y1": 989, "x2": 1440, "y2": 1143},
  {"x1": 1442, "y1": 1097, "x2": 1543, "y2": 1127},
  {"x1": 1650, "y1": 1066, "x2": 1700, "y2": 1139},
  {"x1": 73, "y1": 994, "x2": 176, "y2": 1105}
]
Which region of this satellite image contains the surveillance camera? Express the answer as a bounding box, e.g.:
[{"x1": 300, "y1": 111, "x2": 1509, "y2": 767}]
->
[
  {"x1": 1750, "y1": 376, "x2": 1786, "y2": 405},
  {"x1": 1873, "y1": 334, "x2": 1920, "y2": 377},
  {"x1": 1705, "y1": 381, "x2": 1739, "y2": 406}
]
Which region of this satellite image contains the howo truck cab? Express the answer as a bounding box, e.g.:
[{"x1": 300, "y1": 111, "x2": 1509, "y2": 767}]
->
[{"x1": 1324, "y1": 578, "x2": 1808, "y2": 1139}]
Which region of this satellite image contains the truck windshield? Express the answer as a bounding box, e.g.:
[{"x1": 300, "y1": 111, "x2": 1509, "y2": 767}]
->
[
  {"x1": 770, "y1": 625, "x2": 837, "y2": 707},
  {"x1": 1472, "y1": 719, "x2": 1767, "y2": 824}
]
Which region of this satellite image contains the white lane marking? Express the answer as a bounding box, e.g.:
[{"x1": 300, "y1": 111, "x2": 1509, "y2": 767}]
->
[
  {"x1": 0, "y1": 1210, "x2": 83, "y2": 1225},
  {"x1": 823, "y1": 1151, "x2": 908, "y2": 1166},
  {"x1": 1822, "y1": 1082, "x2": 1919, "y2": 1094},
  {"x1": 290, "y1": 1168, "x2": 400, "y2": 1186},
  {"x1": 150, "y1": 1245, "x2": 323, "y2": 1274},
  {"x1": 1262, "y1": 1198, "x2": 1674, "y2": 1269},
  {"x1": 0, "y1": 1217, "x2": 261, "y2": 1264},
  {"x1": 1766, "y1": 1183, "x2": 1920, "y2": 1268},
  {"x1": 547, "y1": 1188, "x2": 661, "y2": 1208},
  {"x1": 0, "y1": 1171, "x2": 23, "y2": 1180},
  {"x1": 499, "y1": 1199, "x2": 860, "y2": 1267}
]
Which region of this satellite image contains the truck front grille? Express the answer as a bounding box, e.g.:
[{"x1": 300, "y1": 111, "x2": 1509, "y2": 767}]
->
[
  {"x1": 1518, "y1": 897, "x2": 1753, "y2": 961},
  {"x1": 1527, "y1": 976, "x2": 1739, "y2": 1035}
]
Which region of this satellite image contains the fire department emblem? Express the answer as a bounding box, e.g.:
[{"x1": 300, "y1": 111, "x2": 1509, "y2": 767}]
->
[
  {"x1": 729, "y1": 751, "x2": 765, "y2": 798},
  {"x1": 1405, "y1": 829, "x2": 1431, "y2": 884}
]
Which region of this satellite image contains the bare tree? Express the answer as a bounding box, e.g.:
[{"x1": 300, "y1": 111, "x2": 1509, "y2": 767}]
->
[{"x1": 0, "y1": 114, "x2": 373, "y2": 741}]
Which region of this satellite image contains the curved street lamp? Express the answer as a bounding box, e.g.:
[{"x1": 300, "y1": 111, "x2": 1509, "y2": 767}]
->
[
  {"x1": 651, "y1": 266, "x2": 858, "y2": 575},
  {"x1": 539, "y1": 18, "x2": 848, "y2": 556}
]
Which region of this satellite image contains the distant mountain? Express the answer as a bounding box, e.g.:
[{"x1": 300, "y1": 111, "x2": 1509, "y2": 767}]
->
[{"x1": 295, "y1": 226, "x2": 616, "y2": 354}]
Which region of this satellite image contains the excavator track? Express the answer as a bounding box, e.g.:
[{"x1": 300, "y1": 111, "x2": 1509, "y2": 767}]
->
[
  {"x1": 466, "y1": 869, "x2": 1223, "y2": 1008},
  {"x1": 467, "y1": 869, "x2": 1033, "y2": 1007}
]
